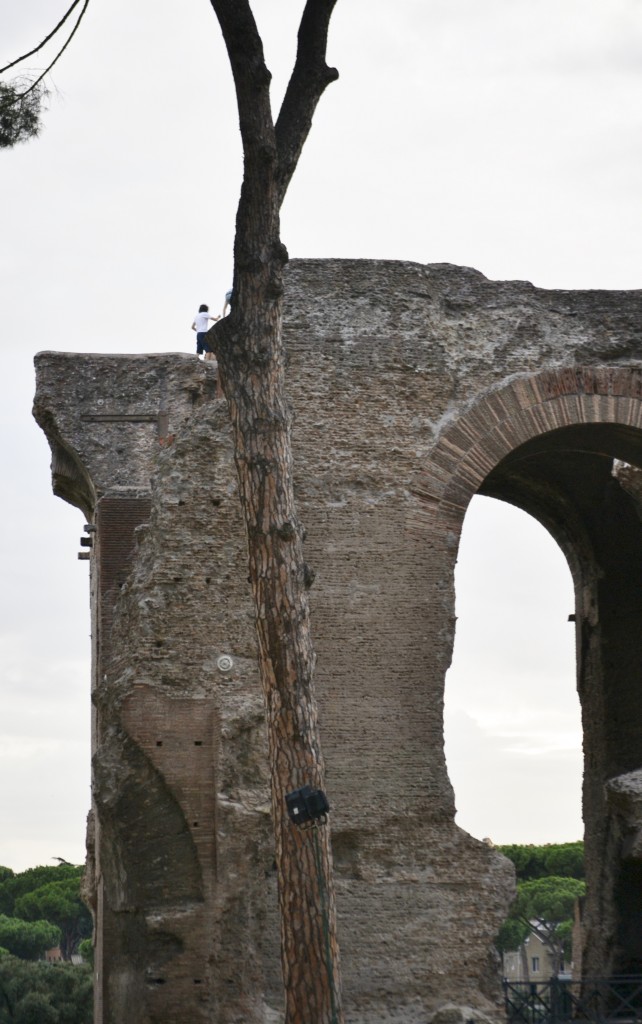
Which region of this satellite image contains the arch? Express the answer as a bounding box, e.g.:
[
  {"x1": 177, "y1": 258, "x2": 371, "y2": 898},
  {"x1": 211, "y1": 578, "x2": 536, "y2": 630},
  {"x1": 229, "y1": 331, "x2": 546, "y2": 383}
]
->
[
  {"x1": 412, "y1": 365, "x2": 642, "y2": 980},
  {"x1": 409, "y1": 366, "x2": 642, "y2": 539}
]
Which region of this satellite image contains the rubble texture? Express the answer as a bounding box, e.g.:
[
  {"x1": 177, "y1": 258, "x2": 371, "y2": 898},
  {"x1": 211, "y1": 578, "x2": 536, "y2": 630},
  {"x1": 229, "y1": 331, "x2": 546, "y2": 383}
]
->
[{"x1": 33, "y1": 260, "x2": 642, "y2": 1023}]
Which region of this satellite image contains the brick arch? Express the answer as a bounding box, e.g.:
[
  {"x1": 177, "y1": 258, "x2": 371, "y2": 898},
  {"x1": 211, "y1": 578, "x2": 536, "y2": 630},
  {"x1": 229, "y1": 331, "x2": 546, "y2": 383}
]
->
[
  {"x1": 418, "y1": 362, "x2": 642, "y2": 981},
  {"x1": 410, "y1": 365, "x2": 642, "y2": 534}
]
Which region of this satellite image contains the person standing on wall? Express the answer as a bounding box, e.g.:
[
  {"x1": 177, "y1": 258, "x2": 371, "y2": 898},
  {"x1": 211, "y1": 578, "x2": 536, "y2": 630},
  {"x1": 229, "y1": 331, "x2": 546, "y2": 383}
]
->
[{"x1": 192, "y1": 304, "x2": 220, "y2": 360}]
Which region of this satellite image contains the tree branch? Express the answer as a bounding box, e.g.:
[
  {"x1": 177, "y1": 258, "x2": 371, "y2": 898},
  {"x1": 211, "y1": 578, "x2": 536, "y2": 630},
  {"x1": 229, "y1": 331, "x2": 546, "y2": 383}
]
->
[
  {"x1": 5, "y1": 0, "x2": 91, "y2": 100},
  {"x1": 0, "y1": 0, "x2": 86, "y2": 75},
  {"x1": 209, "y1": 0, "x2": 288, "y2": 327},
  {"x1": 208, "y1": 0, "x2": 274, "y2": 156},
  {"x1": 275, "y1": 0, "x2": 339, "y2": 205}
]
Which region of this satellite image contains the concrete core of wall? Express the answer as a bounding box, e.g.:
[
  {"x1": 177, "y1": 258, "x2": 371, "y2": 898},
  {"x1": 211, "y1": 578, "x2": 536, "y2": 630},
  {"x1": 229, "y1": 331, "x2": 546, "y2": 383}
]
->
[{"x1": 33, "y1": 259, "x2": 642, "y2": 1023}]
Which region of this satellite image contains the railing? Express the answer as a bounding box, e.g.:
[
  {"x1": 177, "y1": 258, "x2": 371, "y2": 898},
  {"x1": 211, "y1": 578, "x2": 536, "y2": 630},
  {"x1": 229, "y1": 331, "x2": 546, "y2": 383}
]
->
[{"x1": 503, "y1": 976, "x2": 642, "y2": 1024}]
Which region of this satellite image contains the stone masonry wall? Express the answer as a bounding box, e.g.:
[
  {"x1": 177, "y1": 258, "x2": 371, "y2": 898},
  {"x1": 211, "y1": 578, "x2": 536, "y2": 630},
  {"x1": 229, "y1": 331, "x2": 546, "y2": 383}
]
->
[{"x1": 34, "y1": 259, "x2": 642, "y2": 1023}]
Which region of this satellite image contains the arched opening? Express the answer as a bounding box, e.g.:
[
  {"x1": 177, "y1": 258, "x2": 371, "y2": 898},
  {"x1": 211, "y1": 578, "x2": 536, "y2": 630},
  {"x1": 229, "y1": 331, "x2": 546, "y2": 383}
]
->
[
  {"x1": 445, "y1": 494, "x2": 581, "y2": 845},
  {"x1": 443, "y1": 420, "x2": 642, "y2": 978}
]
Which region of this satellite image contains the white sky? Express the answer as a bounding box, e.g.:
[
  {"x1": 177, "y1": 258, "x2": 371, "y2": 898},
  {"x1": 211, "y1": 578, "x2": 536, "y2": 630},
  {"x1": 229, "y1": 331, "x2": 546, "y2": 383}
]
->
[
  {"x1": 446, "y1": 497, "x2": 580, "y2": 844},
  {"x1": 3, "y1": 0, "x2": 640, "y2": 870}
]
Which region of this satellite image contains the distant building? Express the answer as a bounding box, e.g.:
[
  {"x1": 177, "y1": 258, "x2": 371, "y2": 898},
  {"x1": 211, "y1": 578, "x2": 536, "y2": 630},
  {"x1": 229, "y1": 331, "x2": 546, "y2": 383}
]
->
[{"x1": 503, "y1": 931, "x2": 570, "y2": 982}]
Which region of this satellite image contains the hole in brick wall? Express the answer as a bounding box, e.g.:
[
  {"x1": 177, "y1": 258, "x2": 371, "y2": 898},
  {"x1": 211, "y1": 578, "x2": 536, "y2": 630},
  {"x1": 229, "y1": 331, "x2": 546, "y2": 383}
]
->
[
  {"x1": 212, "y1": 498, "x2": 222, "y2": 507},
  {"x1": 205, "y1": 577, "x2": 211, "y2": 585},
  {"x1": 155, "y1": 640, "x2": 163, "y2": 648},
  {"x1": 194, "y1": 740, "x2": 202, "y2": 746},
  {"x1": 149, "y1": 978, "x2": 166, "y2": 985},
  {"x1": 156, "y1": 741, "x2": 163, "y2": 747},
  {"x1": 173, "y1": 576, "x2": 182, "y2": 582},
  {"x1": 193, "y1": 979, "x2": 203, "y2": 985},
  {"x1": 193, "y1": 821, "x2": 199, "y2": 828}
]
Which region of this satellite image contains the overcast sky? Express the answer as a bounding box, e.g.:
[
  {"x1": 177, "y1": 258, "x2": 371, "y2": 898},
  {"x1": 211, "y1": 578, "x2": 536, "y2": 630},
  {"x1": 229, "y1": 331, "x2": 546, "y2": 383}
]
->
[{"x1": 2, "y1": 0, "x2": 640, "y2": 871}]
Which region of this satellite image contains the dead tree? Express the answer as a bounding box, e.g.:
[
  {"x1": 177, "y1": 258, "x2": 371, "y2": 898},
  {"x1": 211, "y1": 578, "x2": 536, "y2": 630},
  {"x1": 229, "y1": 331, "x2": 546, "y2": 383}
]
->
[{"x1": 208, "y1": 2, "x2": 343, "y2": 1022}]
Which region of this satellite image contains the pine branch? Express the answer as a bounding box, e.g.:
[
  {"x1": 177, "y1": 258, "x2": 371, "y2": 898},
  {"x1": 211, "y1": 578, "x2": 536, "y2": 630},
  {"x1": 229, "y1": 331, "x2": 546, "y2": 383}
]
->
[
  {"x1": 0, "y1": 0, "x2": 86, "y2": 75},
  {"x1": 19, "y1": 0, "x2": 91, "y2": 99}
]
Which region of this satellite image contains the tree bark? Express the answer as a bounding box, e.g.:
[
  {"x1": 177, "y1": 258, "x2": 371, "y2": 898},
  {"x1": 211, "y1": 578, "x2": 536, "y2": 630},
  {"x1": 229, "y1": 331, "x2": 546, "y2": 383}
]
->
[{"x1": 207, "y1": 3, "x2": 342, "y2": 1021}]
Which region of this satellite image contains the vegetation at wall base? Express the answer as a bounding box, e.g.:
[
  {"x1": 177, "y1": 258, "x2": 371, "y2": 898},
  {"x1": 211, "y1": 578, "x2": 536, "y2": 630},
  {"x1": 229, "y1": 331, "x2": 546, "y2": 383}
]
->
[
  {"x1": 0, "y1": 864, "x2": 91, "y2": 962},
  {"x1": 0, "y1": 865, "x2": 92, "y2": 1022},
  {"x1": 0, "y1": 954, "x2": 92, "y2": 1024}
]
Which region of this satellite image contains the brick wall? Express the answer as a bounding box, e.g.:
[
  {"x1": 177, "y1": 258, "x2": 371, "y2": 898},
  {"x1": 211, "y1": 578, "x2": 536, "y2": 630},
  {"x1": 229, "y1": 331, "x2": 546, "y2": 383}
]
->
[{"x1": 34, "y1": 261, "x2": 642, "y2": 1023}]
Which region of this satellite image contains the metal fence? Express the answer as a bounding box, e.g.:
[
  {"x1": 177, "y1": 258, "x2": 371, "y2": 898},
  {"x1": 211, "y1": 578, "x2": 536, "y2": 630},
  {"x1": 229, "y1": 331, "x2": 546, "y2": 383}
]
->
[{"x1": 503, "y1": 977, "x2": 642, "y2": 1024}]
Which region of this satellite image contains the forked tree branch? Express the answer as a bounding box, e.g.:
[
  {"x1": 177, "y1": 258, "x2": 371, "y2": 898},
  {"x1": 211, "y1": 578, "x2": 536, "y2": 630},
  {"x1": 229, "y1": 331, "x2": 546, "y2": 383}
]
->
[{"x1": 209, "y1": 0, "x2": 339, "y2": 211}]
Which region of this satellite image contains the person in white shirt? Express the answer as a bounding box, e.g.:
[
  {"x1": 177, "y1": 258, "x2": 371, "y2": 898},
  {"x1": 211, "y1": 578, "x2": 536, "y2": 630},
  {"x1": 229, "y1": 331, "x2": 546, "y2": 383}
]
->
[{"x1": 191, "y1": 304, "x2": 220, "y2": 359}]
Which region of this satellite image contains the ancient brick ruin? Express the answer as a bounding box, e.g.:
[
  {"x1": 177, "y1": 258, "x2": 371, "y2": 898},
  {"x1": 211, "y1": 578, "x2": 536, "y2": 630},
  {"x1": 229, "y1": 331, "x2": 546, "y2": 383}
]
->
[{"x1": 34, "y1": 260, "x2": 642, "y2": 1023}]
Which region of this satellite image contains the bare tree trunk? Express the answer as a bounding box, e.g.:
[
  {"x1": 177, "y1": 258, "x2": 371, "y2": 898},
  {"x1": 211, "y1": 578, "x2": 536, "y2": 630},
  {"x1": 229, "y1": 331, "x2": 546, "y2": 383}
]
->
[{"x1": 208, "y1": 2, "x2": 343, "y2": 1021}]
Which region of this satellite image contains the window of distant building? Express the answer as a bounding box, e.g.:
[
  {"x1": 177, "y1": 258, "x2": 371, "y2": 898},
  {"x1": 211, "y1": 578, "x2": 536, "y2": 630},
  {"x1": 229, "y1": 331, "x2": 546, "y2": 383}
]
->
[{"x1": 532, "y1": 957, "x2": 540, "y2": 974}]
